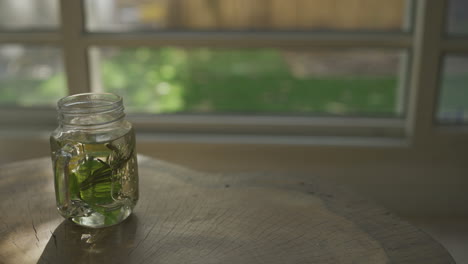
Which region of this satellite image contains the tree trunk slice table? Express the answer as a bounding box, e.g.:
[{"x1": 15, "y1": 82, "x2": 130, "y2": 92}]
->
[{"x1": 0, "y1": 156, "x2": 454, "y2": 264}]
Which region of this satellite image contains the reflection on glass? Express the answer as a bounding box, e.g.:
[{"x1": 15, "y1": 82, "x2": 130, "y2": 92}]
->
[
  {"x1": 447, "y1": 0, "x2": 468, "y2": 35},
  {"x1": 85, "y1": 0, "x2": 406, "y2": 32},
  {"x1": 437, "y1": 56, "x2": 468, "y2": 124},
  {"x1": 90, "y1": 47, "x2": 403, "y2": 116},
  {"x1": 0, "y1": 45, "x2": 66, "y2": 107},
  {"x1": 0, "y1": 0, "x2": 59, "y2": 30}
]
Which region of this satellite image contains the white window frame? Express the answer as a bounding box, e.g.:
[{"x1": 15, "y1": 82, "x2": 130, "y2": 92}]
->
[{"x1": 0, "y1": 0, "x2": 466, "y2": 146}]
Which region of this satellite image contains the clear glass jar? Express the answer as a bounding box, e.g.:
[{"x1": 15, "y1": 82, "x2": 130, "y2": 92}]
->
[{"x1": 50, "y1": 93, "x2": 138, "y2": 228}]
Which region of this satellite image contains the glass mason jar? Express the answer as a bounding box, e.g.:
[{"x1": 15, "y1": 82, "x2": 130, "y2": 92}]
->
[{"x1": 50, "y1": 93, "x2": 138, "y2": 228}]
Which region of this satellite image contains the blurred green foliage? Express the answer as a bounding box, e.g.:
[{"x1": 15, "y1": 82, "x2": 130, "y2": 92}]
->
[
  {"x1": 0, "y1": 74, "x2": 66, "y2": 107},
  {"x1": 0, "y1": 47, "x2": 398, "y2": 116},
  {"x1": 101, "y1": 47, "x2": 398, "y2": 116}
]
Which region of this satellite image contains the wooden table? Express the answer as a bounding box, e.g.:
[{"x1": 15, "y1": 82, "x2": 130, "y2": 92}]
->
[{"x1": 0, "y1": 156, "x2": 454, "y2": 264}]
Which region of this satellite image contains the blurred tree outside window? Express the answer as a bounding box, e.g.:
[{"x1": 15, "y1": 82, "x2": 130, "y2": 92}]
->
[
  {"x1": 92, "y1": 47, "x2": 402, "y2": 116},
  {"x1": 84, "y1": 0, "x2": 407, "y2": 116}
]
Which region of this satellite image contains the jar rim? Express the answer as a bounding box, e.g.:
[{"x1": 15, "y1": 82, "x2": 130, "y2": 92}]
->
[{"x1": 58, "y1": 93, "x2": 123, "y2": 114}]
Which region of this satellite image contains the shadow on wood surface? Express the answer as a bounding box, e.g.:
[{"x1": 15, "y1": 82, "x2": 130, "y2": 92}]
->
[{"x1": 38, "y1": 215, "x2": 139, "y2": 264}]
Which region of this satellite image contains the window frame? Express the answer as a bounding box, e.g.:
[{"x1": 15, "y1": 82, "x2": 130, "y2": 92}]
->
[{"x1": 0, "y1": 0, "x2": 466, "y2": 146}]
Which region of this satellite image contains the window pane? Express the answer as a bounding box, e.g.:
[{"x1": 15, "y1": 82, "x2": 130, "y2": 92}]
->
[
  {"x1": 0, "y1": 45, "x2": 66, "y2": 107},
  {"x1": 90, "y1": 47, "x2": 404, "y2": 116},
  {"x1": 447, "y1": 0, "x2": 468, "y2": 35},
  {"x1": 85, "y1": 0, "x2": 407, "y2": 32},
  {"x1": 0, "y1": 0, "x2": 59, "y2": 30},
  {"x1": 437, "y1": 56, "x2": 468, "y2": 124}
]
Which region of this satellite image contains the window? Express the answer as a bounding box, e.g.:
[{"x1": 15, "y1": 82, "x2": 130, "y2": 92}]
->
[
  {"x1": 0, "y1": 0, "x2": 466, "y2": 142},
  {"x1": 446, "y1": 0, "x2": 468, "y2": 35},
  {"x1": 436, "y1": 0, "x2": 468, "y2": 126},
  {"x1": 437, "y1": 56, "x2": 468, "y2": 124},
  {"x1": 91, "y1": 47, "x2": 404, "y2": 116},
  {"x1": 0, "y1": 45, "x2": 66, "y2": 107}
]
